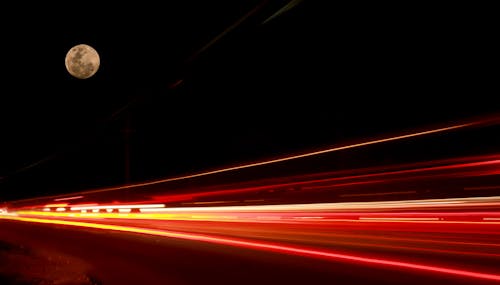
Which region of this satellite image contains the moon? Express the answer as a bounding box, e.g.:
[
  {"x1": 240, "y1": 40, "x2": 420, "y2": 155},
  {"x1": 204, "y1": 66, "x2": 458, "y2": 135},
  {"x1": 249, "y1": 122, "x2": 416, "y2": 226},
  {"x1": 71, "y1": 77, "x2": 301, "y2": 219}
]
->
[{"x1": 65, "y1": 44, "x2": 100, "y2": 79}]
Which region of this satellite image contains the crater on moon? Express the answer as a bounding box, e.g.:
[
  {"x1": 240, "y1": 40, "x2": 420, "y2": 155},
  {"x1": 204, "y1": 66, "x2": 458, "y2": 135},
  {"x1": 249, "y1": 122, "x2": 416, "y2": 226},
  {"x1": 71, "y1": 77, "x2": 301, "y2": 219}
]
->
[{"x1": 65, "y1": 44, "x2": 100, "y2": 79}]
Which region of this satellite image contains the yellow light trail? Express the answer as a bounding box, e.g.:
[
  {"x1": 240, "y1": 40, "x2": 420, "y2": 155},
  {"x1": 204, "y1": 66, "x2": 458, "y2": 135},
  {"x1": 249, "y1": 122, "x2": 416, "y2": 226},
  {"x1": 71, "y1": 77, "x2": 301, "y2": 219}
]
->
[{"x1": 1, "y1": 215, "x2": 500, "y2": 282}]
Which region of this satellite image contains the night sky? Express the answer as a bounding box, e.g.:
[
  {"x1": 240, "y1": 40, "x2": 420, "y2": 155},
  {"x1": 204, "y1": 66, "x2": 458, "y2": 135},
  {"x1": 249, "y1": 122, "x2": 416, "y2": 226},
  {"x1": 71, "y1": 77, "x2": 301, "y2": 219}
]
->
[{"x1": 1, "y1": 1, "x2": 498, "y2": 202}]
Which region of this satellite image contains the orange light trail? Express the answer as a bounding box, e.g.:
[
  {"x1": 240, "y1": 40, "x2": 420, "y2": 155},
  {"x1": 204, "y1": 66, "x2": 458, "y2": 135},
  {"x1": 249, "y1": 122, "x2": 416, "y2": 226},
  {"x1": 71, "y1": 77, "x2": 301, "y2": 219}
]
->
[
  {"x1": 13, "y1": 195, "x2": 500, "y2": 224},
  {"x1": 148, "y1": 154, "x2": 500, "y2": 204},
  {"x1": 9, "y1": 120, "x2": 484, "y2": 203},
  {"x1": 54, "y1": 196, "x2": 84, "y2": 201},
  {"x1": 2, "y1": 215, "x2": 500, "y2": 282},
  {"x1": 91, "y1": 123, "x2": 476, "y2": 191},
  {"x1": 13, "y1": 209, "x2": 500, "y2": 226}
]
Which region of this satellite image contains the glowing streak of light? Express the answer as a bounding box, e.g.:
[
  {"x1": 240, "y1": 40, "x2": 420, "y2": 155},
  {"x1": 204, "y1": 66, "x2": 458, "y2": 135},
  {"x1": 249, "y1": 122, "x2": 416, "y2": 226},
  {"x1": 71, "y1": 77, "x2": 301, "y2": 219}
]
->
[
  {"x1": 147, "y1": 157, "x2": 500, "y2": 203},
  {"x1": 340, "y1": 191, "x2": 417, "y2": 197},
  {"x1": 358, "y1": 217, "x2": 440, "y2": 221},
  {"x1": 54, "y1": 196, "x2": 84, "y2": 201},
  {"x1": 465, "y1": 185, "x2": 500, "y2": 191},
  {"x1": 191, "y1": 201, "x2": 238, "y2": 205},
  {"x1": 44, "y1": 203, "x2": 68, "y2": 208},
  {"x1": 140, "y1": 196, "x2": 500, "y2": 212},
  {"x1": 28, "y1": 121, "x2": 478, "y2": 200},
  {"x1": 70, "y1": 204, "x2": 164, "y2": 211},
  {"x1": 2, "y1": 215, "x2": 500, "y2": 282},
  {"x1": 318, "y1": 219, "x2": 500, "y2": 225},
  {"x1": 104, "y1": 123, "x2": 474, "y2": 188},
  {"x1": 14, "y1": 195, "x2": 500, "y2": 224},
  {"x1": 14, "y1": 210, "x2": 500, "y2": 225},
  {"x1": 55, "y1": 207, "x2": 66, "y2": 212},
  {"x1": 293, "y1": 216, "x2": 323, "y2": 219},
  {"x1": 184, "y1": 1, "x2": 268, "y2": 64},
  {"x1": 70, "y1": 203, "x2": 98, "y2": 207},
  {"x1": 262, "y1": 0, "x2": 304, "y2": 24},
  {"x1": 7, "y1": 117, "x2": 499, "y2": 208}
]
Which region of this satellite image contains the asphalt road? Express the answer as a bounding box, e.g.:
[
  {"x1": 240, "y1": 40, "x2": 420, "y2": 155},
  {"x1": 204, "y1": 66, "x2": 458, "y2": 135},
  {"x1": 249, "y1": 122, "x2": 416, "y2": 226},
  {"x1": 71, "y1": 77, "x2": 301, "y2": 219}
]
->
[{"x1": 1, "y1": 220, "x2": 498, "y2": 285}]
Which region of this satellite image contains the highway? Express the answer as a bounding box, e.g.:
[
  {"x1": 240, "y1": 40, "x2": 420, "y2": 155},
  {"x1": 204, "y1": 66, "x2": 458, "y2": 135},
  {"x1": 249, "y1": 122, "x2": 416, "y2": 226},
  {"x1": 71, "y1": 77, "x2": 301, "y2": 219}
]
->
[
  {"x1": 1, "y1": 124, "x2": 499, "y2": 285},
  {"x1": 1, "y1": 215, "x2": 499, "y2": 285},
  {"x1": 2, "y1": 190, "x2": 500, "y2": 284}
]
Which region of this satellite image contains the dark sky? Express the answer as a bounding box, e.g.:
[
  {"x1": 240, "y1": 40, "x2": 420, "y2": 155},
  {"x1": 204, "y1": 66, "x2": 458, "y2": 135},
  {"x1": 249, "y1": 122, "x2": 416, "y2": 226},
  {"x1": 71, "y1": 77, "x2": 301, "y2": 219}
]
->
[{"x1": 1, "y1": 1, "x2": 499, "y2": 201}]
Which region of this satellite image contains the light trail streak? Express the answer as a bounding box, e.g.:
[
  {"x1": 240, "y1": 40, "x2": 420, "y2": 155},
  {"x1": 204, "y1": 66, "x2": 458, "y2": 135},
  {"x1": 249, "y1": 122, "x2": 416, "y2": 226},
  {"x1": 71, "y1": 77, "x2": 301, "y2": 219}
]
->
[
  {"x1": 184, "y1": 0, "x2": 268, "y2": 64},
  {"x1": 138, "y1": 196, "x2": 500, "y2": 212},
  {"x1": 4, "y1": 114, "x2": 498, "y2": 216},
  {"x1": 145, "y1": 155, "x2": 500, "y2": 204},
  {"x1": 93, "y1": 123, "x2": 476, "y2": 190},
  {"x1": 10, "y1": 120, "x2": 486, "y2": 204},
  {"x1": 340, "y1": 191, "x2": 417, "y2": 197},
  {"x1": 13, "y1": 196, "x2": 500, "y2": 226},
  {"x1": 2, "y1": 215, "x2": 500, "y2": 282},
  {"x1": 54, "y1": 196, "x2": 84, "y2": 201},
  {"x1": 15, "y1": 210, "x2": 500, "y2": 226},
  {"x1": 465, "y1": 185, "x2": 500, "y2": 191},
  {"x1": 44, "y1": 203, "x2": 68, "y2": 208},
  {"x1": 70, "y1": 204, "x2": 165, "y2": 211},
  {"x1": 262, "y1": 0, "x2": 304, "y2": 24},
  {"x1": 358, "y1": 217, "x2": 440, "y2": 221}
]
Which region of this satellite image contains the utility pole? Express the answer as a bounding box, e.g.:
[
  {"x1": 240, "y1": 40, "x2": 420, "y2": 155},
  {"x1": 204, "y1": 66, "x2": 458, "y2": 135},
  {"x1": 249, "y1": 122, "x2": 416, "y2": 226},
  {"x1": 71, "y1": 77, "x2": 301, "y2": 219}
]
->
[{"x1": 123, "y1": 111, "x2": 133, "y2": 185}]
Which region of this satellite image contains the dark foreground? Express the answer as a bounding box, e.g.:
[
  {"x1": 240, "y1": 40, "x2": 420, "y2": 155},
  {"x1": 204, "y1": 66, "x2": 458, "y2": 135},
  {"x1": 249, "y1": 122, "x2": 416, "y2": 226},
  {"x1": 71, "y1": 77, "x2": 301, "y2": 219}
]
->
[{"x1": 1, "y1": 220, "x2": 498, "y2": 285}]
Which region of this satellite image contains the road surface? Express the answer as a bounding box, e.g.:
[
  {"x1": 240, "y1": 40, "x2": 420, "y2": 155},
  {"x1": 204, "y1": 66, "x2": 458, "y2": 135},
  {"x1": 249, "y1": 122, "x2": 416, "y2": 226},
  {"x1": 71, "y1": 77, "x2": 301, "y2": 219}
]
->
[{"x1": 1, "y1": 218, "x2": 499, "y2": 285}]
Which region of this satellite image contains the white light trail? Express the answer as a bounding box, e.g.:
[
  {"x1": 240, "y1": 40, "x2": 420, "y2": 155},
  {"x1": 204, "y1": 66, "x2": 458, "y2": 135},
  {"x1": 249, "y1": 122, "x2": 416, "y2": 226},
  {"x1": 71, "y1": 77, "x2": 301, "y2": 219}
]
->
[
  {"x1": 139, "y1": 196, "x2": 500, "y2": 213},
  {"x1": 71, "y1": 204, "x2": 165, "y2": 211}
]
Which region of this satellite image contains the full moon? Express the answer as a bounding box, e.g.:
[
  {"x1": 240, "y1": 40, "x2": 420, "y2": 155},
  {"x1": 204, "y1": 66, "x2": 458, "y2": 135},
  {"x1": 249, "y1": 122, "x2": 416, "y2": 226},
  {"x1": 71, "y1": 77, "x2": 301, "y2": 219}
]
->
[{"x1": 65, "y1": 44, "x2": 100, "y2": 79}]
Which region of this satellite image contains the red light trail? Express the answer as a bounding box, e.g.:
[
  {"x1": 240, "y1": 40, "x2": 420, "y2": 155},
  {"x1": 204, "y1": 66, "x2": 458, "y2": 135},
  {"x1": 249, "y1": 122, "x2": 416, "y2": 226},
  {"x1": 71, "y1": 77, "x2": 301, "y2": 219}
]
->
[
  {"x1": 2, "y1": 116, "x2": 499, "y2": 284},
  {"x1": 2, "y1": 214, "x2": 500, "y2": 282}
]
